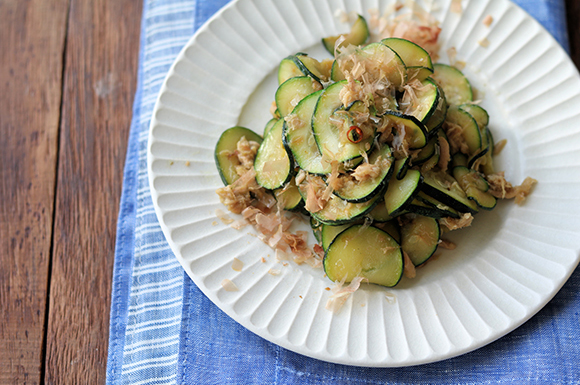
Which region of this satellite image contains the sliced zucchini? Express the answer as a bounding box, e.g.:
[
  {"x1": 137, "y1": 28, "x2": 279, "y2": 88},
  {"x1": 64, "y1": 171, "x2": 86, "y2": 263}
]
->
[
  {"x1": 451, "y1": 152, "x2": 468, "y2": 169},
  {"x1": 295, "y1": 54, "x2": 329, "y2": 83},
  {"x1": 459, "y1": 103, "x2": 489, "y2": 129},
  {"x1": 312, "y1": 80, "x2": 374, "y2": 163},
  {"x1": 322, "y1": 14, "x2": 370, "y2": 55},
  {"x1": 445, "y1": 106, "x2": 481, "y2": 156},
  {"x1": 384, "y1": 159, "x2": 422, "y2": 216},
  {"x1": 263, "y1": 118, "x2": 278, "y2": 137},
  {"x1": 321, "y1": 223, "x2": 351, "y2": 251},
  {"x1": 333, "y1": 143, "x2": 395, "y2": 203},
  {"x1": 415, "y1": 191, "x2": 460, "y2": 219},
  {"x1": 453, "y1": 166, "x2": 497, "y2": 210},
  {"x1": 413, "y1": 136, "x2": 437, "y2": 165},
  {"x1": 402, "y1": 78, "x2": 440, "y2": 124},
  {"x1": 283, "y1": 90, "x2": 332, "y2": 175},
  {"x1": 330, "y1": 59, "x2": 345, "y2": 81},
  {"x1": 401, "y1": 215, "x2": 440, "y2": 266},
  {"x1": 215, "y1": 126, "x2": 263, "y2": 186},
  {"x1": 277, "y1": 56, "x2": 307, "y2": 85},
  {"x1": 480, "y1": 128, "x2": 496, "y2": 175},
  {"x1": 375, "y1": 219, "x2": 401, "y2": 242},
  {"x1": 421, "y1": 170, "x2": 479, "y2": 214},
  {"x1": 381, "y1": 37, "x2": 434, "y2": 81},
  {"x1": 254, "y1": 119, "x2": 293, "y2": 190},
  {"x1": 368, "y1": 201, "x2": 392, "y2": 223},
  {"x1": 311, "y1": 216, "x2": 323, "y2": 243},
  {"x1": 424, "y1": 82, "x2": 448, "y2": 135},
  {"x1": 275, "y1": 76, "x2": 321, "y2": 117},
  {"x1": 324, "y1": 225, "x2": 403, "y2": 287},
  {"x1": 383, "y1": 111, "x2": 428, "y2": 150},
  {"x1": 299, "y1": 176, "x2": 380, "y2": 225},
  {"x1": 431, "y1": 63, "x2": 473, "y2": 106},
  {"x1": 274, "y1": 177, "x2": 303, "y2": 211}
]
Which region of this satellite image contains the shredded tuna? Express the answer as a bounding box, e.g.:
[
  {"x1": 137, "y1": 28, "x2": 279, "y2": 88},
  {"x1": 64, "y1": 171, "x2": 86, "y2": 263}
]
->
[
  {"x1": 236, "y1": 136, "x2": 260, "y2": 171},
  {"x1": 494, "y1": 139, "x2": 507, "y2": 155},
  {"x1": 443, "y1": 121, "x2": 470, "y2": 155},
  {"x1": 268, "y1": 268, "x2": 281, "y2": 276},
  {"x1": 439, "y1": 213, "x2": 474, "y2": 231},
  {"x1": 384, "y1": 291, "x2": 397, "y2": 304},
  {"x1": 438, "y1": 238, "x2": 457, "y2": 250},
  {"x1": 478, "y1": 38, "x2": 490, "y2": 48},
  {"x1": 302, "y1": 174, "x2": 331, "y2": 213},
  {"x1": 486, "y1": 172, "x2": 537, "y2": 204},
  {"x1": 325, "y1": 276, "x2": 366, "y2": 313},
  {"x1": 403, "y1": 251, "x2": 417, "y2": 279}
]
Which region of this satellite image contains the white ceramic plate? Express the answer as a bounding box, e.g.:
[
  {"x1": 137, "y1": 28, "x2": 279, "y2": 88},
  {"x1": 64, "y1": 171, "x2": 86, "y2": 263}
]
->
[{"x1": 148, "y1": 0, "x2": 580, "y2": 367}]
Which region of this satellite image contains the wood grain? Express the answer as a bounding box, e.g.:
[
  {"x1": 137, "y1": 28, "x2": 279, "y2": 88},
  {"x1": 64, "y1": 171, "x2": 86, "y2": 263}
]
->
[
  {"x1": 0, "y1": 1, "x2": 68, "y2": 384},
  {"x1": 42, "y1": 0, "x2": 142, "y2": 383}
]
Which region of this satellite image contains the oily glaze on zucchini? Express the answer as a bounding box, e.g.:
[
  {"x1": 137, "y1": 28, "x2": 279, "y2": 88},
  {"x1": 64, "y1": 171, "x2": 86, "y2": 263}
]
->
[
  {"x1": 383, "y1": 111, "x2": 428, "y2": 150},
  {"x1": 275, "y1": 76, "x2": 321, "y2": 117},
  {"x1": 333, "y1": 143, "x2": 395, "y2": 203},
  {"x1": 324, "y1": 225, "x2": 403, "y2": 287},
  {"x1": 312, "y1": 80, "x2": 374, "y2": 163},
  {"x1": 254, "y1": 119, "x2": 293, "y2": 190},
  {"x1": 421, "y1": 170, "x2": 479, "y2": 214},
  {"x1": 401, "y1": 215, "x2": 440, "y2": 266},
  {"x1": 215, "y1": 126, "x2": 263, "y2": 186},
  {"x1": 432, "y1": 63, "x2": 473, "y2": 106},
  {"x1": 283, "y1": 90, "x2": 332, "y2": 175},
  {"x1": 384, "y1": 159, "x2": 422, "y2": 216},
  {"x1": 322, "y1": 14, "x2": 370, "y2": 55},
  {"x1": 381, "y1": 37, "x2": 434, "y2": 81}
]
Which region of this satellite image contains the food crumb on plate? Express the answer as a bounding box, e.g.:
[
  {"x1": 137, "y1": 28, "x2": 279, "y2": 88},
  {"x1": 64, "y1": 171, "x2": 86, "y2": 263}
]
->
[
  {"x1": 483, "y1": 15, "x2": 493, "y2": 27},
  {"x1": 231, "y1": 257, "x2": 243, "y2": 272},
  {"x1": 221, "y1": 279, "x2": 238, "y2": 292}
]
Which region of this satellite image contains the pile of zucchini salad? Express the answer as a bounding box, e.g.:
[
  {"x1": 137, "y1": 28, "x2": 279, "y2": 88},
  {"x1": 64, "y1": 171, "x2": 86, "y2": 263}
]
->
[{"x1": 214, "y1": 14, "x2": 536, "y2": 296}]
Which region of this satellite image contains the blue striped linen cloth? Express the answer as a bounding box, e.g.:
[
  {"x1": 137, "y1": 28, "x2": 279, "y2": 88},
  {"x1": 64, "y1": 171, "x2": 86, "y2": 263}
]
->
[{"x1": 107, "y1": 1, "x2": 577, "y2": 384}]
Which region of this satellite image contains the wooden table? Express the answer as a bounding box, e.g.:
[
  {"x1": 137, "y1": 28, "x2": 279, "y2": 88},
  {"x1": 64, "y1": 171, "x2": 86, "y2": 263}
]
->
[{"x1": 1, "y1": 1, "x2": 579, "y2": 383}]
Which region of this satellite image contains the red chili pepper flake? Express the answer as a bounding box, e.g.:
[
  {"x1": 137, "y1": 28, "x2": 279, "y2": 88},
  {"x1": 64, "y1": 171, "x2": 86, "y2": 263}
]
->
[{"x1": 347, "y1": 125, "x2": 363, "y2": 143}]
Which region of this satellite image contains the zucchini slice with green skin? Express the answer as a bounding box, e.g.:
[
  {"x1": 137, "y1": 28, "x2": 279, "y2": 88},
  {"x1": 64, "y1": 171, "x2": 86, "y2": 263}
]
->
[
  {"x1": 401, "y1": 215, "x2": 440, "y2": 266},
  {"x1": 322, "y1": 14, "x2": 370, "y2": 55},
  {"x1": 254, "y1": 119, "x2": 293, "y2": 190},
  {"x1": 403, "y1": 78, "x2": 440, "y2": 124},
  {"x1": 381, "y1": 37, "x2": 434, "y2": 81},
  {"x1": 376, "y1": 220, "x2": 401, "y2": 242},
  {"x1": 321, "y1": 223, "x2": 351, "y2": 251},
  {"x1": 480, "y1": 128, "x2": 496, "y2": 175},
  {"x1": 312, "y1": 80, "x2": 374, "y2": 163},
  {"x1": 451, "y1": 152, "x2": 468, "y2": 169},
  {"x1": 421, "y1": 170, "x2": 479, "y2": 214},
  {"x1": 295, "y1": 54, "x2": 329, "y2": 83},
  {"x1": 415, "y1": 191, "x2": 460, "y2": 219},
  {"x1": 310, "y1": 216, "x2": 323, "y2": 243},
  {"x1": 383, "y1": 111, "x2": 428, "y2": 150},
  {"x1": 277, "y1": 56, "x2": 307, "y2": 85},
  {"x1": 453, "y1": 166, "x2": 497, "y2": 210},
  {"x1": 324, "y1": 225, "x2": 403, "y2": 287},
  {"x1": 275, "y1": 76, "x2": 322, "y2": 117},
  {"x1": 459, "y1": 103, "x2": 489, "y2": 129},
  {"x1": 215, "y1": 126, "x2": 263, "y2": 186},
  {"x1": 395, "y1": 156, "x2": 412, "y2": 179},
  {"x1": 445, "y1": 106, "x2": 481, "y2": 156},
  {"x1": 424, "y1": 82, "x2": 448, "y2": 135},
  {"x1": 298, "y1": 177, "x2": 381, "y2": 225},
  {"x1": 263, "y1": 118, "x2": 278, "y2": 137},
  {"x1": 283, "y1": 90, "x2": 332, "y2": 175},
  {"x1": 310, "y1": 193, "x2": 381, "y2": 225},
  {"x1": 333, "y1": 143, "x2": 395, "y2": 203},
  {"x1": 432, "y1": 64, "x2": 473, "y2": 106},
  {"x1": 368, "y1": 200, "x2": 392, "y2": 222},
  {"x1": 274, "y1": 177, "x2": 303, "y2": 211},
  {"x1": 330, "y1": 60, "x2": 345, "y2": 81},
  {"x1": 413, "y1": 136, "x2": 437, "y2": 165},
  {"x1": 384, "y1": 159, "x2": 422, "y2": 216}
]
